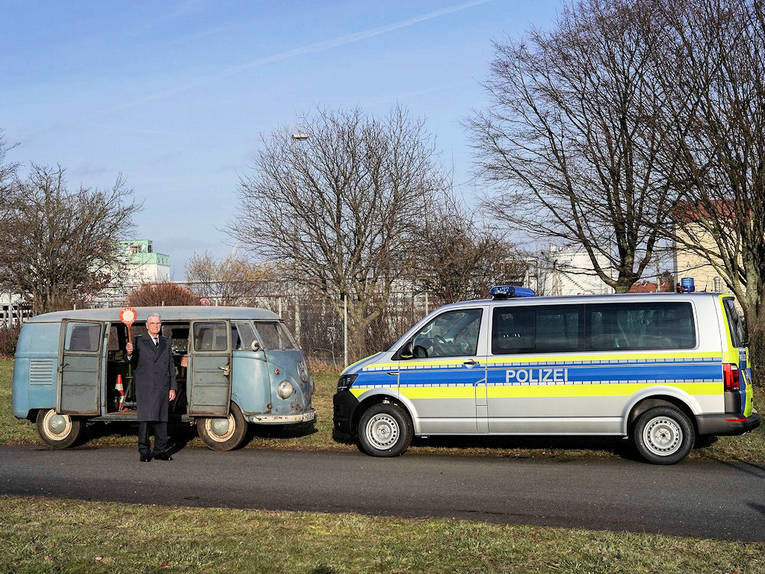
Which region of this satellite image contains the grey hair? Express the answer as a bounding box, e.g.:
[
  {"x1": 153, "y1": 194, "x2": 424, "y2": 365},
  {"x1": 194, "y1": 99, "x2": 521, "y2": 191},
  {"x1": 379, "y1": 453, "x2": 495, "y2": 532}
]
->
[{"x1": 146, "y1": 313, "x2": 162, "y2": 322}]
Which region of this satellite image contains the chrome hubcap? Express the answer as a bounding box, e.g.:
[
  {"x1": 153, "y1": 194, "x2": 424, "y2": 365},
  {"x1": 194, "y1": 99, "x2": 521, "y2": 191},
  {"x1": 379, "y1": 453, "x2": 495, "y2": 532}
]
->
[
  {"x1": 44, "y1": 411, "x2": 71, "y2": 438},
  {"x1": 207, "y1": 415, "x2": 235, "y2": 441}
]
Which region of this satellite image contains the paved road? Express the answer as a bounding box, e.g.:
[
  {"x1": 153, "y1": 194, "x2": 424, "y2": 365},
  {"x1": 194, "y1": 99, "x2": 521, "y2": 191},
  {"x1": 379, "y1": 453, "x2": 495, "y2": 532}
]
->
[{"x1": 1, "y1": 445, "x2": 763, "y2": 541}]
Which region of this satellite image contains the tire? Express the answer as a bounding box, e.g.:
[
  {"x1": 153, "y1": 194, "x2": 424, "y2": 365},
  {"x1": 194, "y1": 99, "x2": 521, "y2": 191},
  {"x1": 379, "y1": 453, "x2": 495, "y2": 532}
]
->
[
  {"x1": 632, "y1": 406, "x2": 694, "y2": 464},
  {"x1": 196, "y1": 403, "x2": 247, "y2": 451},
  {"x1": 36, "y1": 409, "x2": 82, "y2": 448},
  {"x1": 357, "y1": 402, "x2": 413, "y2": 457}
]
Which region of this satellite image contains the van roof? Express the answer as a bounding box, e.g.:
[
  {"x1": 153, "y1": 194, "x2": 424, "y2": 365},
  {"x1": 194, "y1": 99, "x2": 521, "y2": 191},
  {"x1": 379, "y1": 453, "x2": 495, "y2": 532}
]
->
[
  {"x1": 26, "y1": 306, "x2": 281, "y2": 323},
  {"x1": 438, "y1": 291, "x2": 727, "y2": 311}
]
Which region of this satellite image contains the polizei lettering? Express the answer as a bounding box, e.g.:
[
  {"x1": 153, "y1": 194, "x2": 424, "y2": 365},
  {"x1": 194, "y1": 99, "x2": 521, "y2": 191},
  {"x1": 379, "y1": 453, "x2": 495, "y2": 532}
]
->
[{"x1": 505, "y1": 368, "x2": 569, "y2": 384}]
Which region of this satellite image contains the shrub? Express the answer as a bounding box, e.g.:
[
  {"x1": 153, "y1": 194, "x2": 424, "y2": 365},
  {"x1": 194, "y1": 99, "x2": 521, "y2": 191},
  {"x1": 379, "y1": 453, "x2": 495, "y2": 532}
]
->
[
  {"x1": 127, "y1": 282, "x2": 199, "y2": 306},
  {"x1": 0, "y1": 326, "x2": 21, "y2": 358}
]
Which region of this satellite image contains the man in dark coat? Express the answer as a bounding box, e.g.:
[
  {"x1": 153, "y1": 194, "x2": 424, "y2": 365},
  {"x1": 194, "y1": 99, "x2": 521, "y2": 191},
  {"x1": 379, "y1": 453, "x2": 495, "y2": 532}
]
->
[{"x1": 126, "y1": 313, "x2": 177, "y2": 462}]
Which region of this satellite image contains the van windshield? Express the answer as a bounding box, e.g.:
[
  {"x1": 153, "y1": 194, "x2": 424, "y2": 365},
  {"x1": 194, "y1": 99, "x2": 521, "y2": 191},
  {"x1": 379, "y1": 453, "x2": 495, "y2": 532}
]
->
[{"x1": 254, "y1": 321, "x2": 297, "y2": 350}]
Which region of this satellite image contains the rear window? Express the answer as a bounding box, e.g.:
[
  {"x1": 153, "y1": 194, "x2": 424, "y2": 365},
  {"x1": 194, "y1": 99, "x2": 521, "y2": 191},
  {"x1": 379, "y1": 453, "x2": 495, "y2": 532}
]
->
[
  {"x1": 491, "y1": 301, "x2": 696, "y2": 355},
  {"x1": 723, "y1": 298, "x2": 746, "y2": 347},
  {"x1": 255, "y1": 321, "x2": 297, "y2": 350}
]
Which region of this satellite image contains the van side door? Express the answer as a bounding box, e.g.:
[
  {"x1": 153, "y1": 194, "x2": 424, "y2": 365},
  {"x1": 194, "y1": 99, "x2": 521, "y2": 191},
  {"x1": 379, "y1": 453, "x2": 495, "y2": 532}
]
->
[
  {"x1": 188, "y1": 320, "x2": 231, "y2": 416},
  {"x1": 58, "y1": 320, "x2": 104, "y2": 415}
]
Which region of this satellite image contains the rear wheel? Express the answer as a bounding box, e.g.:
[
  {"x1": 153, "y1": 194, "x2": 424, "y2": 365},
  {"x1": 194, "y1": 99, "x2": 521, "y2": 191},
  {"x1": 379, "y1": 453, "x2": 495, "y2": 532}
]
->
[
  {"x1": 632, "y1": 406, "x2": 694, "y2": 464},
  {"x1": 357, "y1": 402, "x2": 412, "y2": 457},
  {"x1": 36, "y1": 409, "x2": 82, "y2": 448},
  {"x1": 196, "y1": 403, "x2": 247, "y2": 451}
]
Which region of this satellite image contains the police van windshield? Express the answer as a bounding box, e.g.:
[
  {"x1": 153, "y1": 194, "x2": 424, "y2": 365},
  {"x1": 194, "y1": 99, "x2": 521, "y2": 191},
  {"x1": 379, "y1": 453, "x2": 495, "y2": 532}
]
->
[{"x1": 255, "y1": 321, "x2": 297, "y2": 350}]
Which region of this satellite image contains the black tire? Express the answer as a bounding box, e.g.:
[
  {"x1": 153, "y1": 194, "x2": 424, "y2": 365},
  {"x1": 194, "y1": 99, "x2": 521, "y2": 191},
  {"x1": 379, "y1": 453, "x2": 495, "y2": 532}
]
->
[
  {"x1": 196, "y1": 403, "x2": 247, "y2": 451},
  {"x1": 632, "y1": 406, "x2": 694, "y2": 464},
  {"x1": 357, "y1": 402, "x2": 412, "y2": 457},
  {"x1": 36, "y1": 409, "x2": 82, "y2": 448}
]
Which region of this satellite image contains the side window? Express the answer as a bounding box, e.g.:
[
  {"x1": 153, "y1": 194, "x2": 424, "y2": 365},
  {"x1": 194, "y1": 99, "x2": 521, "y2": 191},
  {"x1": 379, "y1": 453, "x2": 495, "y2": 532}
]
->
[
  {"x1": 409, "y1": 308, "x2": 483, "y2": 358},
  {"x1": 65, "y1": 323, "x2": 101, "y2": 352},
  {"x1": 723, "y1": 298, "x2": 746, "y2": 348},
  {"x1": 492, "y1": 308, "x2": 534, "y2": 354},
  {"x1": 492, "y1": 305, "x2": 582, "y2": 354},
  {"x1": 193, "y1": 322, "x2": 228, "y2": 352},
  {"x1": 587, "y1": 302, "x2": 695, "y2": 350},
  {"x1": 232, "y1": 321, "x2": 256, "y2": 350}
]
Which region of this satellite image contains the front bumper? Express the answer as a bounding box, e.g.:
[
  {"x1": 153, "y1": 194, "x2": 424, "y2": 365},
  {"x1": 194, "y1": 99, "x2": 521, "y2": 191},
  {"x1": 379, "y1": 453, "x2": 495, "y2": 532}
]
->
[
  {"x1": 246, "y1": 408, "x2": 316, "y2": 425},
  {"x1": 696, "y1": 412, "x2": 761, "y2": 436},
  {"x1": 333, "y1": 390, "x2": 360, "y2": 437}
]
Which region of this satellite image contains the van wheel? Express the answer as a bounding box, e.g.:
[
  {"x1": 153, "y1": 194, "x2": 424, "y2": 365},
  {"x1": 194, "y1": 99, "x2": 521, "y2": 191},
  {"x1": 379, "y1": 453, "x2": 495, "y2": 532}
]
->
[
  {"x1": 36, "y1": 409, "x2": 82, "y2": 448},
  {"x1": 196, "y1": 403, "x2": 247, "y2": 451},
  {"x1": 358, "y1": 402, "x2": 412, "y2": 457},
  {"x1": 632, "y1": 406, "x2": 694, "y2": 464}
]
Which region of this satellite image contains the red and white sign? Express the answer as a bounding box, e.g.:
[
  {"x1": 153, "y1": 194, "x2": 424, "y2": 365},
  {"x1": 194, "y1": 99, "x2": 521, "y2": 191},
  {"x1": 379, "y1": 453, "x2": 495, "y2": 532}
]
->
[
  {"x1": 120, "y1": 307, "x2": 137, "y2": 326},
  {"x1": 200, "y1": 298, "x2": 211, "y2": 306}
]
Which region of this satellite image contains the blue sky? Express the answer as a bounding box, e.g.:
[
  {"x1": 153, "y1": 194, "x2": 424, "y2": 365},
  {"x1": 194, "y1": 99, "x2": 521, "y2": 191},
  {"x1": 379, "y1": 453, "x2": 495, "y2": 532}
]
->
[{"x1": 1, "y1": 0, "x2": 561, "y2": 279}]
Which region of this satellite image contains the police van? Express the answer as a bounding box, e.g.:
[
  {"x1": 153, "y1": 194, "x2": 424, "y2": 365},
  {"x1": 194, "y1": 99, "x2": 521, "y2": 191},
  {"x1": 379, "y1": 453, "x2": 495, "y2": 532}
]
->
[
  {"x1": 12, "y1": 306, "x2": 315, "y2": 451},
  {"x1": 333, "y1": 287, "x2": 760, "y2": 464}
]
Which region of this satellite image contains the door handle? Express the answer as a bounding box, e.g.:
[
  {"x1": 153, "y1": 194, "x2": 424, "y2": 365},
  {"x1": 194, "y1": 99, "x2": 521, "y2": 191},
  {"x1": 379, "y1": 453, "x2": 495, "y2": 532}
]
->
[
  {"x1": 218, "y1": 365, "x2": 230, "y2": 376},
  {"x1": 463, "y1": 360, "x2": 479, "y2": 368}
]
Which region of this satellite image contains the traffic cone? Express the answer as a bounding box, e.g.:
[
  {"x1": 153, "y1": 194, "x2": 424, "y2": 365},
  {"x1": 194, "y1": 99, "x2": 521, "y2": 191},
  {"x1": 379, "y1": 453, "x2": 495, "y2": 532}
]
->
[{"x1": 115, "y1": 374, "x2": 125, "y2": 411}]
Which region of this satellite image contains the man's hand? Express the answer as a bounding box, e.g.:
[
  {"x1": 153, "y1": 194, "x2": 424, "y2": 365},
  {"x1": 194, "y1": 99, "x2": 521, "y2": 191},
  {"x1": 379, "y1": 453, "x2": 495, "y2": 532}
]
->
[
  {"x1": 126, "y1": 342, "x2": 133, "y2": 355},
  {"x1": 169, "y1": 389, "x2": 176, "y2": 401}
]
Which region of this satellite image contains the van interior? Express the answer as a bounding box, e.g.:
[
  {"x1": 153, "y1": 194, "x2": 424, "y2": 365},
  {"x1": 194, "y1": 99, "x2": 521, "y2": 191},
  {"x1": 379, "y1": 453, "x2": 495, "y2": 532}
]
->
[{"x1": 105, "y1": 322, "x2": 190, "y2": 415}]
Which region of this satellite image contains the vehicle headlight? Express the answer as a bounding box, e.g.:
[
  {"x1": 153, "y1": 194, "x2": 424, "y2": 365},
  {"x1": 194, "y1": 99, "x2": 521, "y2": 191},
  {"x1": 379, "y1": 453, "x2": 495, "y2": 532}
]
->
[
  {"x1": 336, "y1": 373, "x2": 358, "y2": 391},
  {"x1": 277, "y1": 380, "x2": 294, "y2": 399}
]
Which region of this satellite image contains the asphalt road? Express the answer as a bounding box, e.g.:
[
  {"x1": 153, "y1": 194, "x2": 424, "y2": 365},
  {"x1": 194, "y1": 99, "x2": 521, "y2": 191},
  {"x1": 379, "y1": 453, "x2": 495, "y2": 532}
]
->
[{"x1": 1, "y1": 445, "x2": 763, "y2": 542}]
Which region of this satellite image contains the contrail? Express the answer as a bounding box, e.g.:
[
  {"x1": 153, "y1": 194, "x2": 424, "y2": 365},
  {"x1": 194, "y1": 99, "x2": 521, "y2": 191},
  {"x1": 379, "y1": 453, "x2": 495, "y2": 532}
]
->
[{"x1": 108, "y1": 0, "x2": 492, "y2": 113}]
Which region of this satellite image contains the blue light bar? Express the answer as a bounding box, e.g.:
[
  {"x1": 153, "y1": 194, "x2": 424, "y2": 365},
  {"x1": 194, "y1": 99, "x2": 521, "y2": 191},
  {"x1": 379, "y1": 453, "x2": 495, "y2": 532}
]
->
[{"x1": 489, "y1": 285, "x2": 536, "y2": 299}]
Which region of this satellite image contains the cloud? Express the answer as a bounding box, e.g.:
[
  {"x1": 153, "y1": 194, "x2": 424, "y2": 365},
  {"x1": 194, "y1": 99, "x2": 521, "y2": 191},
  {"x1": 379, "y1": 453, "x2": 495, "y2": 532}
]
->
[{"x1": 107, "y1": 0, "x2": 492, "y2": 114}]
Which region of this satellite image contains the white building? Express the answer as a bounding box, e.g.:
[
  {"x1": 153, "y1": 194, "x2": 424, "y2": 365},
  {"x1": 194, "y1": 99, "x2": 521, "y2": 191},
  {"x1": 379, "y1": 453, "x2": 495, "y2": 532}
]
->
[{"x1": 537, "y1": 244, "x2": 615, "y2": 296}]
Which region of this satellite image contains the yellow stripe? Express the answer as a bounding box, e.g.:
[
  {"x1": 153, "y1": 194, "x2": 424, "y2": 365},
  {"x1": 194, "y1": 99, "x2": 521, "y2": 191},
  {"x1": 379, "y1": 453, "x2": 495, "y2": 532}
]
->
[
  {"x1": 485, "y1": 351, "x2": 720, "y2": 365},
  {"x1": 398, "y1": 382, "x2": 721, "y2": 400}
]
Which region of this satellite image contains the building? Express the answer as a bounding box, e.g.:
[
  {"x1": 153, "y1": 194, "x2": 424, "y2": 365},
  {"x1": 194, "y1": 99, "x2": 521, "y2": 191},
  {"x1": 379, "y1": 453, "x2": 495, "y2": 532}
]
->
[
  {"x1": 537, "y1": 244, "x2": 615, "y2": 296},
  {"x1": 118, "y1": 239, "x2": 170, "y2": 284}
]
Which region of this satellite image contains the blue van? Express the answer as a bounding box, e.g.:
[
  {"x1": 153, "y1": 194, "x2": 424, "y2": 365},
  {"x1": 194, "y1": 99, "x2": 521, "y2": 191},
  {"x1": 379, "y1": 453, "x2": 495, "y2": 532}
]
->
[{"x1": 12, "y1": 306, "x2": 315, "y2": 450}]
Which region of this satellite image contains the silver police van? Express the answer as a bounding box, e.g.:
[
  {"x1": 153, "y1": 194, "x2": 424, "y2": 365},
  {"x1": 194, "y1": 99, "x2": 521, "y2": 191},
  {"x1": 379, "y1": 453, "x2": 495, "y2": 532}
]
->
[
  {"x1": 12, "y1": 306, "x2": 315, "y2": 451},
  {"x1": 333, "y1": 287, "x2": 759, "y2": 464}
]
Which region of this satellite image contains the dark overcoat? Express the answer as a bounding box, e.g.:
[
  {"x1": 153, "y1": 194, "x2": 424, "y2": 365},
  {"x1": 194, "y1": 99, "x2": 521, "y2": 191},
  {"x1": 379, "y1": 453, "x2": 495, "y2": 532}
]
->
[{"x1": 130, "y1": 334, "x2": 177, "y2": 422}]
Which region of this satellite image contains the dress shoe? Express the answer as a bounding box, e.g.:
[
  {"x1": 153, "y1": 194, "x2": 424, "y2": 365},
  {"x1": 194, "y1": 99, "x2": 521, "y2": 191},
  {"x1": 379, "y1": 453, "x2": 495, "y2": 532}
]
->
[
  {"x1": 154, "y1": 452, "x2": 173, "y2": 461},
  {"x1": 140, "y1": 453, "x2": 152, "y2": 462}
]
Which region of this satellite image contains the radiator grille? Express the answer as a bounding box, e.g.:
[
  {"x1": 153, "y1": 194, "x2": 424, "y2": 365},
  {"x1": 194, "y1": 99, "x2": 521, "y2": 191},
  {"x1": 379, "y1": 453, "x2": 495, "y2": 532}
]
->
[{"x1": 29, "y1": 359, "x2": 55, "y2": 386}]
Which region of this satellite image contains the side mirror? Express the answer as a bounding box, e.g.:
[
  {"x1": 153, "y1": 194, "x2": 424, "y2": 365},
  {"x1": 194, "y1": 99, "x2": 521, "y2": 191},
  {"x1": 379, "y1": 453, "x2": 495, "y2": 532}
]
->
[
  {"x1": 251, "y1": 340, "x2": 261, "y2": 352},
  {"x1": 399, "y1": 341, "x2": 414, "y2": 360}
]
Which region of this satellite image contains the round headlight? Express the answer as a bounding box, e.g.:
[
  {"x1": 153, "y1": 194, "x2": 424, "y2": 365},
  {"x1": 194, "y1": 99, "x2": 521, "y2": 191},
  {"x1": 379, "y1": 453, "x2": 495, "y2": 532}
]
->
[{"x1": 277, "y1": 380, "x2": 294, "y2": 399}]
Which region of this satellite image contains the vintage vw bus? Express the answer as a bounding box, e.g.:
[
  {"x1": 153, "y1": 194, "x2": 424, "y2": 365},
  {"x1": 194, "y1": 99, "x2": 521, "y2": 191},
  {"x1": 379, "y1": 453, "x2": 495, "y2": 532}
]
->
[{"x1": 12, "y1": 306, "x2": 315, "y2": 450}]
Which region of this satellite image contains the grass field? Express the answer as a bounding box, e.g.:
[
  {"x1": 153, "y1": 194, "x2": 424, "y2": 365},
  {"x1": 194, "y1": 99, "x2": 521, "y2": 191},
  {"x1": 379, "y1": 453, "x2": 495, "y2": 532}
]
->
[
  {"x1": 2, "y1": 359, "x2": 763, "y2": 461},
  {"x1": 1, "y1": 495, "x2": 763, "y2": 574}
]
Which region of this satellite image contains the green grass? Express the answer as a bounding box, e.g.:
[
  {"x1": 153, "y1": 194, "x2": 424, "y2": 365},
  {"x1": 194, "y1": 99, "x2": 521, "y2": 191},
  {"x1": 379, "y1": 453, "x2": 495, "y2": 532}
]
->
[
  {"x1": 0, "y1": 495, "x2": 762, "y2": 573},
  {"x1": 2, "y1": 359, "x2": 763, "y2": 462}
]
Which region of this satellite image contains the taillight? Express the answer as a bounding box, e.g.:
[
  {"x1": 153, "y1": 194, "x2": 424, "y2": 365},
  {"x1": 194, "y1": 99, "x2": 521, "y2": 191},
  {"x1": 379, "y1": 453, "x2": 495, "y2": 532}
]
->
[{"x1": 723, "y1": 363, "x2": 740, "y2": 391}]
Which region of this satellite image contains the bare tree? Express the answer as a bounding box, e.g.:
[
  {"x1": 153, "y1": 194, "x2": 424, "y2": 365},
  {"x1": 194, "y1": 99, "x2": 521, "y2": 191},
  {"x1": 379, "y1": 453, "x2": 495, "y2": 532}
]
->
[
  {"x1": 470, "y1": 0, "x2": 675, "y2": 293},
  {"x1": 0, "y1": 165, "x2": 141, "y2": 313},
  {"x1": 230, "y1": 106, "x2": 446, "y2": 359},
  {"x1": 185, "y1": 252, "x2": 276, "y2": 305},
  {"x1": 413, "y1": 191, "x2": 527, "y2": 303},
  {"x1": 127, "y1": 282, "x2": 199, "y2": 306},
  {"x1": 654, "y1": 0, "x2": 765, "y2": 372}
]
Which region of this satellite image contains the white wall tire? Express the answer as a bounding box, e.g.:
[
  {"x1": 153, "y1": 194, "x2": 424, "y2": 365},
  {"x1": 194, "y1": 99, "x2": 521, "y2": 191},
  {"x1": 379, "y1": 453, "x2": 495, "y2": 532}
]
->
[
  {"x1": 36, "y1": 409, "x2": 82, "y2": 448},
  {"x1": 633, "y1": 406, "x2": 694, "y2": 464}
]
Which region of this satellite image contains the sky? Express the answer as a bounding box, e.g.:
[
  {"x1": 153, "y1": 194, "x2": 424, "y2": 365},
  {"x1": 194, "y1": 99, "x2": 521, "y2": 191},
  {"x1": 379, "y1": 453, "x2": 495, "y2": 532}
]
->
[{"x1": 1, "y1": 0, "x2": 562, "y2": 279}]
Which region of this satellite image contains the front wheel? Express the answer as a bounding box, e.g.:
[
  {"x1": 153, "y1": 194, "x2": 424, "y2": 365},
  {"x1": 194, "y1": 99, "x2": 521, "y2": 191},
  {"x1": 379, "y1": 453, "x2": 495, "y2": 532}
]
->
[
  {"x1": 632, "y1": 406, "x2": 694, "y2": 464},
  {"x1": 196, "y1": 403, "x2": 247, "y2": 451},
  {"x1": 357, "y1": 402, "x2": 413, "y2": 457},
  {"x1": 36, "y1": 409, "x2": 82, "y2": 448}
]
